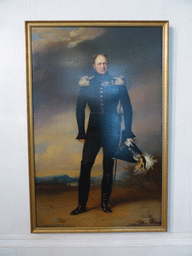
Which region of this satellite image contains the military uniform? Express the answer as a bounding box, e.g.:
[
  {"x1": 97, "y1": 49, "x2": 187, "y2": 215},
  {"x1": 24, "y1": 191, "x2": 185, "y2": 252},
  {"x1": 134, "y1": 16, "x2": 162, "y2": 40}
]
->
[{"x1": 71, "y1": 71, "x2": 135, "y2": 215}]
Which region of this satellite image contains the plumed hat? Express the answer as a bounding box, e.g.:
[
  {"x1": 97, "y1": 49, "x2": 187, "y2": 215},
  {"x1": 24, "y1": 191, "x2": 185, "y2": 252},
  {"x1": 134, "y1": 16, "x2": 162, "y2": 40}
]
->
[{"x1": 114, "y1": 140, "x2": 156, "y2": 175}]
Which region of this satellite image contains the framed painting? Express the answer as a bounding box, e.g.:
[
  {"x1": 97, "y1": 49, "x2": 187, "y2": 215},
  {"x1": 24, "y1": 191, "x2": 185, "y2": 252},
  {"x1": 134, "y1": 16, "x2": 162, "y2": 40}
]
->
[{"x1": 26, "y1": 21, "x2": 169, "y2": 233}]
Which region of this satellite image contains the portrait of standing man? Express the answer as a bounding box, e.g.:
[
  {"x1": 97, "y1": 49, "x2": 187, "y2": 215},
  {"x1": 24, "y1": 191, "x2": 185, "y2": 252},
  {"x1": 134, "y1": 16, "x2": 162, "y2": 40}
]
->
[{"x1": 71, "y1": 54, "x2": 139, "y2": 215}]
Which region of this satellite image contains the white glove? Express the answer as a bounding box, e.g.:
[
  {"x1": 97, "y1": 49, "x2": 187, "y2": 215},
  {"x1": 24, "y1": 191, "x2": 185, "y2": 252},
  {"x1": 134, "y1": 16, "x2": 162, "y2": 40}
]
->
[{"x1": 125, "y1": 138, "x2": 134, "y2": 147}]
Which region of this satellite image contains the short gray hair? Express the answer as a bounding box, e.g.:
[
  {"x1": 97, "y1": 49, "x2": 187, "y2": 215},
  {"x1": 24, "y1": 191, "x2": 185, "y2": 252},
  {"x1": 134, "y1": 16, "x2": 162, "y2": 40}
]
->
[{"x1": 92, "y1": 54, "x2": 109, "y2": 64}]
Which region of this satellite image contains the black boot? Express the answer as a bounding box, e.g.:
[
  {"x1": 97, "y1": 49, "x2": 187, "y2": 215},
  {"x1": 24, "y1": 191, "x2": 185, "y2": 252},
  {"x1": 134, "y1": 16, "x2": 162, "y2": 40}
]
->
[
  {"x1": 70, "y1": 205, "x2": 86, "y2": 215},
  {"x1": 70, "y1": 161, "x2": 94, "y2": 215},
  {"x1": 101, "y1": 194, "x2": 112, "y2": 213},
  {"x1": 101, "y1": 157, "x2": 114, "y2": 213}
]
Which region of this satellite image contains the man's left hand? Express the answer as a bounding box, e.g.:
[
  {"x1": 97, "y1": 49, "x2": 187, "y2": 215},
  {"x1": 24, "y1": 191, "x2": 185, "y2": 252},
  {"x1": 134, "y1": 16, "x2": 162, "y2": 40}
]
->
[{"x1": 125, "y1": 138, "x2": 134, "y2": 147}]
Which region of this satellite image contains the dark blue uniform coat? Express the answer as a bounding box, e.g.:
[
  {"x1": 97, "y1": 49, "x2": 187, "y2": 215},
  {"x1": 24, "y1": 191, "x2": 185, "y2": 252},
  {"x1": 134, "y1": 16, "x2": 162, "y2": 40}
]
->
[
  {"x1": 76, "y1": 72, "x2": 135, "y2": 146},
  {"x1": 76, "y1": 72, "x2": 135, "y2": 206}
]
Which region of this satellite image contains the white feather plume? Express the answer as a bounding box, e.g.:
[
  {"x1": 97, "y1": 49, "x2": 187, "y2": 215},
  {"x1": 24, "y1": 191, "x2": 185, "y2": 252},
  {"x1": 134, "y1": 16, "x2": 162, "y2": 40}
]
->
[
  {"x1": 133, "y1": 152, "x2": 157, "y2": 175},
  {"x1": 144, "y1": 153, "x2": 157, "y2": 171}
]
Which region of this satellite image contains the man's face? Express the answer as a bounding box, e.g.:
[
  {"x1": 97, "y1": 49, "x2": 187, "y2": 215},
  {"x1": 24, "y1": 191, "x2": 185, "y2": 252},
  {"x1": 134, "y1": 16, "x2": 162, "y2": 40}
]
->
[{"x1": 93, "y1": 55, "x2": 108, "y2": 75}]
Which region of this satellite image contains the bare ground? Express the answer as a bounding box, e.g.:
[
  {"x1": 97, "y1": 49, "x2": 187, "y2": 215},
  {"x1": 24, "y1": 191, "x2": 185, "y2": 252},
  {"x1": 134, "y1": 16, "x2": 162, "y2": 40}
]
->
[{"x1": 35, "y1": 184, "x2": 161, "y2": 229}]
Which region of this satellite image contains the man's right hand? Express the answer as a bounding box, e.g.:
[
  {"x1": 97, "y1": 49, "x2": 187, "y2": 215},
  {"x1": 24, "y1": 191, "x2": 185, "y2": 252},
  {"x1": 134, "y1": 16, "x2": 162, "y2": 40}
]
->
[
  {"x1": 76, "y1": 134, "x2": 86, "y2": 141},
  {"x1": 78, "y1": 139, "x2": 85, "y2": 144}
]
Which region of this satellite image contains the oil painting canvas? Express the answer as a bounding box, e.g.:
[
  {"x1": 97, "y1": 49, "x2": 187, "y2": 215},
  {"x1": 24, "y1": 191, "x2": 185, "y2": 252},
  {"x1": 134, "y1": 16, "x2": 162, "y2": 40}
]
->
[{"x1": 26, "y1": 21, "x2": 168, "y2": 233}]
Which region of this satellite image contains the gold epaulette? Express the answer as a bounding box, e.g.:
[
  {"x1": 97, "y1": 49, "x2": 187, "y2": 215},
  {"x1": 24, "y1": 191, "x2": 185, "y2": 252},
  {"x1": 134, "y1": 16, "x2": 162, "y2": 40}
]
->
[
  {"x1": 79, "y1": 76, "x2": 94, "y2": 86},
  {"x1": 112, "y1": 76, "x2": 125, "y2": 86}
]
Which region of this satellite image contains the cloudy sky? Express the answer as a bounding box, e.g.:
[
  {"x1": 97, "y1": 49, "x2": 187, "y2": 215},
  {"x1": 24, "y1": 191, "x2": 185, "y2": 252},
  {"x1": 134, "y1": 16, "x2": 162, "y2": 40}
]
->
[{"x1": 31, "y1": 25, "x2": 162, "y2": 178}]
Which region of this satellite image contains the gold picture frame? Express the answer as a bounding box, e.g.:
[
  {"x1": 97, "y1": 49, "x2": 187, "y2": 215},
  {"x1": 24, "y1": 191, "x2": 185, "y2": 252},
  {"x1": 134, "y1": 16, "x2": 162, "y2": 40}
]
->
[{"x1": 26, "y1": 21, "x2": 169, "y2": 233}]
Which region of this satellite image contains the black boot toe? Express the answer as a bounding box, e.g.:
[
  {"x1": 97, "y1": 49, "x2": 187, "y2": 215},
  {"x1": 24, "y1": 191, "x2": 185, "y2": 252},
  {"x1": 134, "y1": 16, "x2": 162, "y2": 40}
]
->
[
  {"x1": 101, "y1": 202, "x2": 112, "y2": 213},
  {"x1": 70, "y1": 205, "x2": 86, "y2": 215}
]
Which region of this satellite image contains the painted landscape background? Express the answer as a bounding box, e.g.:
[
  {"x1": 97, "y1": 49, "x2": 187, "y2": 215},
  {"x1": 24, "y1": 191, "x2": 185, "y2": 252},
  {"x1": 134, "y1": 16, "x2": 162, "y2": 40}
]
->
[
  {"x1": 31, "y1": 25, "x2": 163, "y2": 227},
  {"x1": 35, "y1": 156, "x2": 162, "y2": 228}
]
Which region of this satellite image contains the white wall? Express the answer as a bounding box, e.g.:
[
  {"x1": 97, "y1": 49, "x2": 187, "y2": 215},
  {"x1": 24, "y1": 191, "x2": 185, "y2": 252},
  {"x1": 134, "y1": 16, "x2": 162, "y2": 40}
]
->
[{"x1": 1, "y1": 0, "x2": 192, "y2": 255}]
